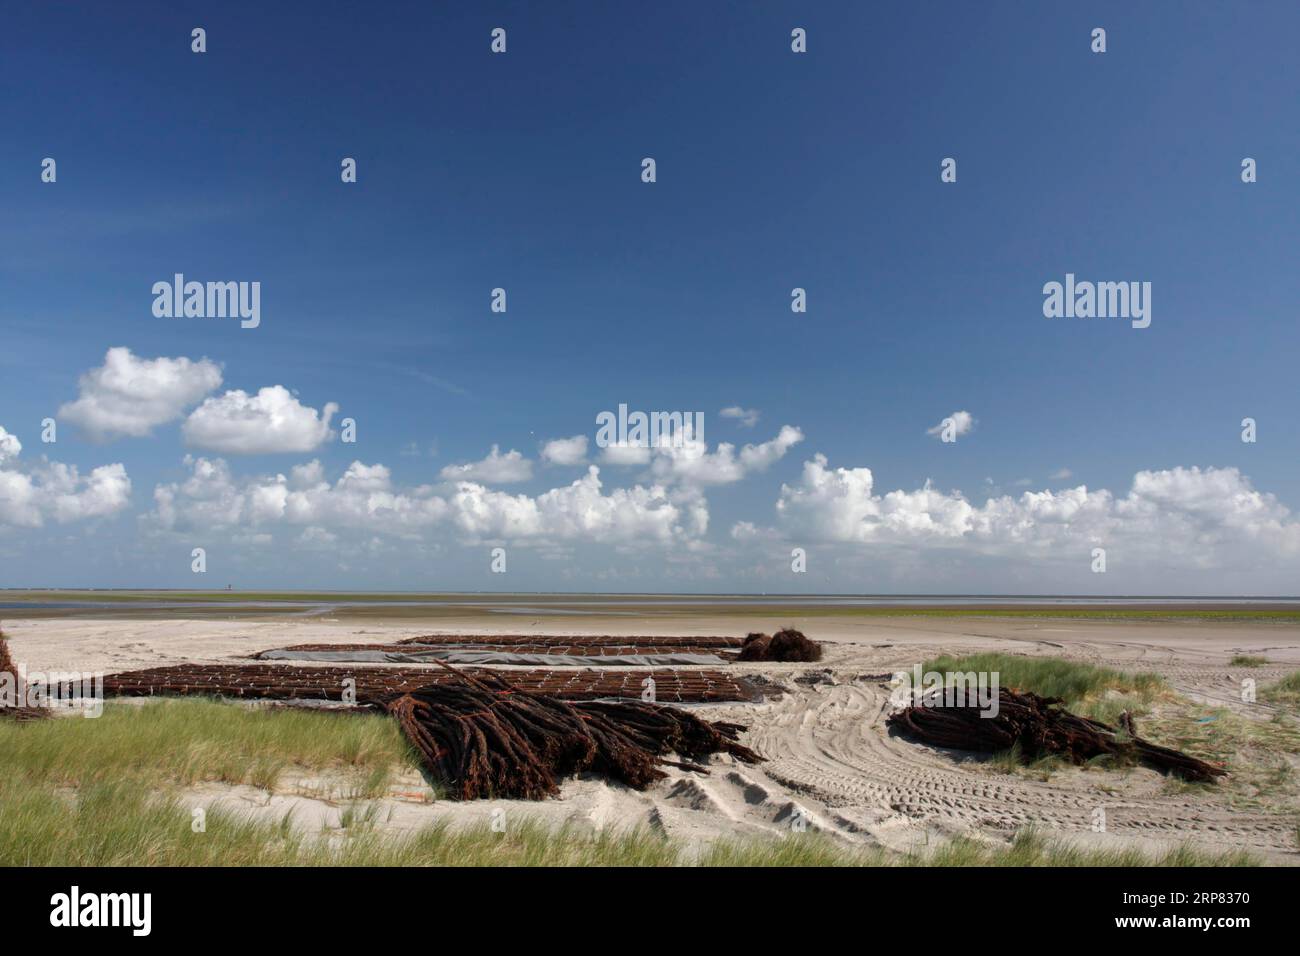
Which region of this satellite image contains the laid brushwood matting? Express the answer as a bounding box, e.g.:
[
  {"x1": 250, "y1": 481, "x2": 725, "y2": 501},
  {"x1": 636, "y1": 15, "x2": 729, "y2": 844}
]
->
[
  {"x1": 97, "y1": 662, "x2": 760, "y2": 703},
  {"x1": 252, "y1": 642, "x2": 736, "y2": 666},
  {"x1": 395, "y1": 634, "x2": 745, "y2": 648},
  {"x1": 257, "y1": 641, "x2": 737, "y2": 657}
]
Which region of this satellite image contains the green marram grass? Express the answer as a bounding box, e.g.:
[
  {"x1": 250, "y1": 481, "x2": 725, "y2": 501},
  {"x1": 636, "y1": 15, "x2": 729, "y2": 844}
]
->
[
  {"x1": 1230, "y1": 655, "x2": 1270, "y2": 667},
  {"x1": 0, "y1": 698, "x2": 418, "y2": 793},
  {"x1": 1143, "y1": 706, "x2": 1300, "y2": 802},
  {"x1": 1262, "y1": 671, "x2": 1300, "y2": 708}
]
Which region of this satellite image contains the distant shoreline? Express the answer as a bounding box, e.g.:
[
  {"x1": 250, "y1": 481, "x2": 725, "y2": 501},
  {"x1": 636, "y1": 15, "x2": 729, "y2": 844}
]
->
[
  {"x1": 5, "y1": 589, "x2": 1299, "y2": 599},
  {"x1": 3, "y1": 589, "x2": 1300, "y2": 622}
]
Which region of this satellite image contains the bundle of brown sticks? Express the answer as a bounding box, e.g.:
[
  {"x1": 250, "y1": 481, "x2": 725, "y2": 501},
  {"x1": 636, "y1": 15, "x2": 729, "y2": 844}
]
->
[
  {"x1": 378, "y1": 663, "x2": 763, "y2": 800},
  {"x1": 887, "y1": 687, "x2": 1226, "y2": 782},
  {"x1": 736, "y1": 628, "x2": 823, "y2": 662}
]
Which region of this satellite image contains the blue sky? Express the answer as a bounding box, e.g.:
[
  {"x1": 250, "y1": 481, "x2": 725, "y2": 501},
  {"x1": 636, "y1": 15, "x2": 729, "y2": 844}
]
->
[{"x1": 2, "y1": 1, "x2": 1298, "y2": 593}]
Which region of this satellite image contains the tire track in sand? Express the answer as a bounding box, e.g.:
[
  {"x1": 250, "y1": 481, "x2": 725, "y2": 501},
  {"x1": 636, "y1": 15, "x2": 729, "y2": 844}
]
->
[{"x1": 738, "y1": 680, "x2": 1295, "y2": 852}]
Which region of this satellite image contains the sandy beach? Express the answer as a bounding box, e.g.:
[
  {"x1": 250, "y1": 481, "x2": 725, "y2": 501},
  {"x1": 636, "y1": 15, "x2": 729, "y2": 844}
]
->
[{"x1": 7, "y1": 610, "x2": 1298, "y2": 863}]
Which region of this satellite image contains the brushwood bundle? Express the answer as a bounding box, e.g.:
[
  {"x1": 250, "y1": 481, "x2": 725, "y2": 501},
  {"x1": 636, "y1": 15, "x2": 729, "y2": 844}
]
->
[
  {"x1": 887, "y1": 687, "x2": 1225, "y2": 782},
  {"x1": 737, "y1": 628, "x2": 823, "y2": 663},
  {"x1": 381, "y1": 663, "x2": 763, "y2": 800}
]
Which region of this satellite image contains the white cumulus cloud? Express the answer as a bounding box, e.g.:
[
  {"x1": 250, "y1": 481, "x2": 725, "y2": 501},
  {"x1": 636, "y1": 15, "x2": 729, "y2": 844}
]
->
[
  {"x1": 719, "y1": 405, "x2": 760, "y2": 428},
  {"x1": 0, "y1": 426, "x2": 21, "y2": 466},
  {"x1": 539, "y1": 435, "x2": 589, "y2": 467},
  {"x1": 146, "y1": 457, "x2": 704, "y2": 547},
  {"x1": 439, "y1": 445, "x2": 533, "y2": 484},
  {"x1": 58, "y1": 347, "x2": 223, "y2": 441},
  {"x1": 446, "y1": 467, "x2": 703, "y2": 544},
  {"x1": 760, "y1": 456, "x2": 1300, "y2": 570},
  {"x1": 182, "y1": 386, "x2": 338, "y2": 454},
  {"x1": 0, "y1": 423, "x2": 131, "y2": 527},
  {"x1": 148, "y1": 456, "x2": 447, "y2": 536},
  {"x1": 598, "y1": 442, "x2": 653, "y2": 467},
  {"x1": 650, "y1": 425, "x2": 804, "y2": 486}
]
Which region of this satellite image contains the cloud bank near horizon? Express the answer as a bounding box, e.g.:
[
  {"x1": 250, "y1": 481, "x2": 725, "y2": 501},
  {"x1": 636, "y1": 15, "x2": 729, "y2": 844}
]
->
[{"x1": 5, "y1": 349, "x2": 1299, "y2": 591}]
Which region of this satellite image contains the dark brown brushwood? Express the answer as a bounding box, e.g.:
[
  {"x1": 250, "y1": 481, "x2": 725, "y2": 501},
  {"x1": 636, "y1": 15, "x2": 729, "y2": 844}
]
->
[
  {"x1": 253, "y1": 641, "x2": 737, "y2": 658},
  {"x1": 887, "y1": 688, "x2": 1226, "y2": 782},
  {"x1": 380, "y1": 663, "x2": 763, "y2": 800},
  {"x1": 738, "y1": 632, "x2": 772, "y2": 659},
  {"x1": 95, "y1": 662, "x2": 758, "y2": 703},
  {"x1": 0, "y1": 631, "x2": 49, "y2": 720},
  {"x1": 737, "y1": 628, "x2": 823, "y2": 663}
]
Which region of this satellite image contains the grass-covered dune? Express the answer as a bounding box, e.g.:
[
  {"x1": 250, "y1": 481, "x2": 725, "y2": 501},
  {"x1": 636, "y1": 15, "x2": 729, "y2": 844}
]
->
[{"x1": 0, "y1": 697, "x2": 415, "y2": 795}]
